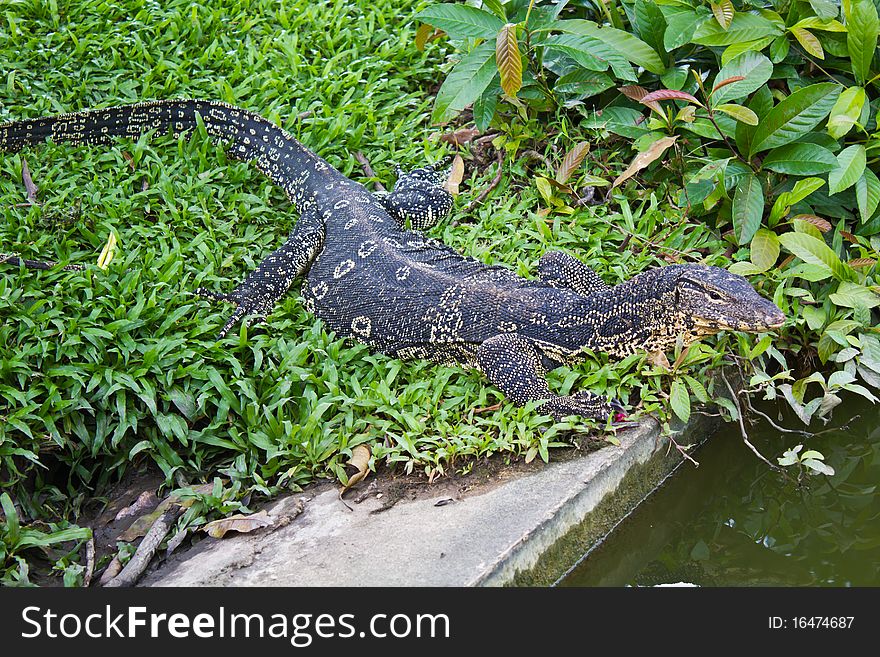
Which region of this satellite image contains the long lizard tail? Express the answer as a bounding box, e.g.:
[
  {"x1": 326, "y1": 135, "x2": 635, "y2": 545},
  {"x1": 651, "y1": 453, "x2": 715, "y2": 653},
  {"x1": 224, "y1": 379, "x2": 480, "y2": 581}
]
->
[{"x1": 0, "y1": 99, "x2": 334, "y2": 205}]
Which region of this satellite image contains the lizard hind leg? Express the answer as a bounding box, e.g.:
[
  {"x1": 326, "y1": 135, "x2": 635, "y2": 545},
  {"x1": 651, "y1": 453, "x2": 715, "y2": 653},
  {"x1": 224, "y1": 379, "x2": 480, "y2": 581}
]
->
[{"x1": 377, "y1": 160, "x2": 453, "y2": 230}]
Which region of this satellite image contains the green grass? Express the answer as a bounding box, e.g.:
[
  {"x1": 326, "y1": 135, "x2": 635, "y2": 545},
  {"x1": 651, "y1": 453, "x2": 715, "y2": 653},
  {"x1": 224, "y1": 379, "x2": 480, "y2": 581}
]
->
[{"x1": 0, "y1": 0, "x2": 734, "y2": 584}]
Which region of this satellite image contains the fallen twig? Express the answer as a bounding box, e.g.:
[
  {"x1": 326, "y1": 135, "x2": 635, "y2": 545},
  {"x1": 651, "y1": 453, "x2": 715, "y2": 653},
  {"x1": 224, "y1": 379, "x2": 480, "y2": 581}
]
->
[
  {"x1": 354, "y1": 152, "x2": 385, "y2": 192},
  {"x1": 466, "y1": 149, "x2": 504, "y2": 211},
  {"x1": 83, "y1": 535, "x2": 95, "y2": 588},
  {"x1": 741, "y1": 393, "x2": 813, "y2": 437},
  {"x1": 0, "y1": 253, "x2": 85, "y2": 271},
  {"x1": 667, "y1": 432, "x2": 699, "y2": 467},
  {"x1": 104, "y1": 507, "x2": 181, "y2": 587}
]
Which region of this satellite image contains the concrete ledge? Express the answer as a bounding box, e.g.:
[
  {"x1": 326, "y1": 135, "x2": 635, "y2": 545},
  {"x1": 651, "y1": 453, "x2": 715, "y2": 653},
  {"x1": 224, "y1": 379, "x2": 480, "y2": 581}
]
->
[{"x1": 141, "y1": 415, "x2": 717, "y2": 587}]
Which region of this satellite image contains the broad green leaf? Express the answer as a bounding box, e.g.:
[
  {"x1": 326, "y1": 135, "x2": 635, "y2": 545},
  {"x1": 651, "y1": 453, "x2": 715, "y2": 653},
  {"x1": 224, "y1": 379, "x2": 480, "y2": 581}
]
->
[
  {"x1": 828, "y1": 144, "x2": 866, "y2": 195},
  {"x1": 432, "y1": 42, "x2": 497, "y2": 123},
  {"x1": 415, "y1": 4, "x2": 504, "y2": 39},
  {"x1": 691, "y1": 11, "x2": 780, "y2": 46},
  {"x1": 729, "y1": 261, "x2": 765, "y2": 275},
  {"x1": 769, "y1": 35, "x2": 790, "y2": 62},
  {"x1": 802, "y1": 305, "x2": 827, "y2": 330},
  {"x1": 664, "y1": 9, "x2": 709, "y2": 51},
  {"x1": 716, "y1": 103, "x2": 758, "y2": 125},
  {"x1": 669, "y1": 380, "x2": 691, "y2": 423},
  {"x1": 830, "y1": 281, "x2": 880, "y2": 308},
  {"x1": 556, "y1": 20, "x2": 664, "y2": 74},
  {"x1": 712, "y1": 51, "x2": 773, "y2": 105},
  {"x1": 733, "y1": 172, "x2": 764, "y2": 244},
  {"x1": 803, "y1": 458, "x2": 835, "y2": 475},
  {"x1": 544, "y1": 33, "x2": 637, "y2": 81},
  {"x1": 847, "y1": 0, "x2": 880, "y2": 84},
  {"x1": 554, "y1": 70, "x2": 615, "y2": 100},
  {"x1": 770, "y1": 177, "x2": 825, "y2": 224},
  {"x1": 496, "y1": 23, "x2": 522, "y2": 97},
  {"x1": 810, "y1": 0, "x2": 840, "y2": 20},
  {"x1": 856, "y1": 168, "x2": 880, "y2": 222},
  {"x1": 762, "y1": 143, "x2": 837, "y2": 175},
  {"x1": 792, "y1": 17, "x2": 847, "y2": 32},
  {"x1": 749, "y1": 83, "x2": 841, "y2": 154},
  {"x1": 827, "y1": 86, "x2": 867, "y2": 139},
  {"x1": 473, "y1": 77, "x2": 500, "y2": 131},
  {"x1": 633, "y1": 0, "x2": 668, "y2": 57},
  {"x1": 778, "y1": 232, "x2": 852, "y2": 280},
  {"x1": 750, "y1": 229, "x2": 780, "y2": 271},
  {"x1": 790, "y1": 27, "x2": 825, "y2": 58},
  {"x1": 721, "y1": 36, "x2": 775, "y2": 64}
]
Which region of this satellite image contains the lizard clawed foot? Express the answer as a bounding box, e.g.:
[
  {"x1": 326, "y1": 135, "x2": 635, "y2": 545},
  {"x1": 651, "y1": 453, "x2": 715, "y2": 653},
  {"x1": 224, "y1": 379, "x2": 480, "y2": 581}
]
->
[
  {"x1": 540, "y1": 391, "x2": 627, "y2": 423},
  {"x1": 195, "y1": 287, "x2": 272, "y2": 339}
]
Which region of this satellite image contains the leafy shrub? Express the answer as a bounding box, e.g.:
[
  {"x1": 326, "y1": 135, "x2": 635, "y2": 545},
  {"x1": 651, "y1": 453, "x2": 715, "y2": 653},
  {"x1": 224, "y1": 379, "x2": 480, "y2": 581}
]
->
[{"x1": 416, "y1": 0, "x2": 880, "y2": 430}]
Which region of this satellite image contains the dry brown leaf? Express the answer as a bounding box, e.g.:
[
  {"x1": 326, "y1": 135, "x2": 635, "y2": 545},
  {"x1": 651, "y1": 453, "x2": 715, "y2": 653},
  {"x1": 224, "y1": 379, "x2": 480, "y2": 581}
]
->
[
  {"x1": 341, "y1": 444, "x2": 372, "y2": 497},
  {"x1": 117, "y1": 483, "x2": 215, "y2": 541},
  {"x1": 444, "y1": 154, "x2": 465, "y2": 196},
  {"x1": 648, "y1": 350, "x2": 671, "y2": 370},
  {"x1": 439, "y1": 127, "x2": 480, "y2": 147},
  {"x1": 613, "y1": 136, "x2": 678, "y2": 188},
  {"x1": 415, "y1": 23, "x2": 433, "y2": 51},
  {"x1": 203, "y1": 510, "x2": 273, "y2": 539},
  {"x1": 118, "y1": 497, "x2": 175, "y2": 542},
  {"x1": 555, "y1": 141, "x2": 590, "y2": 185},
  {"x1": 20, "y1": 156, "x2": 38, "y2": 204}
]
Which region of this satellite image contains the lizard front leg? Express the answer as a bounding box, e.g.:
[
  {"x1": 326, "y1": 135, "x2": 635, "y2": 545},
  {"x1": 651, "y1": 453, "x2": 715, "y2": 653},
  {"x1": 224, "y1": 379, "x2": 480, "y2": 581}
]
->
[
  {"x1": 476, "y1": 333, "x2": 624, "y2": 421},
  {"x1": 196, "y1": 206, "x2": 325, "y2": 338}
]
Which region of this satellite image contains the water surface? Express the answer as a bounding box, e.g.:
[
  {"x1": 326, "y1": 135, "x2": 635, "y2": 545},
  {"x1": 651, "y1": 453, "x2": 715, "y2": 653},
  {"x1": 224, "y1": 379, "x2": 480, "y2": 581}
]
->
[{"x1": 559, "y1": 396, "x2": 880, "y2": 586}]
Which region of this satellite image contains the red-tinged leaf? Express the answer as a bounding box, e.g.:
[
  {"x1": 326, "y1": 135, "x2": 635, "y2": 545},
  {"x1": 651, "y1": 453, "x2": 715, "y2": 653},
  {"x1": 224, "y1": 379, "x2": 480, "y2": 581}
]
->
[
  {"x1": 613, "y1": 135, "x2": 678, "y2": 188},
  {"x1": 619, "y1": 85, "x2": 663, "y2": 114},
  {"x1": 840, "y1": 230, "x2": 859, "y2": 244},
  {"x1": 556, "y1": 141, "x2": 590, "y2": 184},
  {"x1": 849, "y1": 258, "x2": 877, "y2": 268},
  {"x1": 640, "y1": 89, "x2": 703, "y2": 107},
  {"x1": 496, "y1": 23, "x2": 522, "y2": 97},
  {"x1": 792, "y1": 214, "x2": 832, "y2": 232},
  {"x1": 711, "y1": 75, "x2": 746, "y2": 94},
  {"x1": 712, "y1": 0, "x2": 735, "y2": 30}
]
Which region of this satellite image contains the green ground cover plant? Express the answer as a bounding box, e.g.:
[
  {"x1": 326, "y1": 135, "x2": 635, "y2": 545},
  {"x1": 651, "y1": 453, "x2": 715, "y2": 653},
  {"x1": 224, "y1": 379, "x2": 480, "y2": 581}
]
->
[
  {"x1": 418, "y1": 0, "x2": 880, "y2": 451},
  {"x1": 1, "y1": 0, "x2": 875, "y2": 585}
]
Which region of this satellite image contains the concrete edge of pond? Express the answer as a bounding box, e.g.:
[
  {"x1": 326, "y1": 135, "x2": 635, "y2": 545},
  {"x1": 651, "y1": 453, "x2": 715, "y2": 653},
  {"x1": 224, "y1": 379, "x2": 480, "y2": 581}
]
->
[{"x1": 140, "y1": 415, "x2": 719, "y2": 587}]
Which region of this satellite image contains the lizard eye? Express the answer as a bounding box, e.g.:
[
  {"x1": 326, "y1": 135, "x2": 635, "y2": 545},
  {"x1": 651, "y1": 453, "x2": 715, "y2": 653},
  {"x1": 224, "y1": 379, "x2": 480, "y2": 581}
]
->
[{"x1": 707, "y1": 289, "x2": 724, "y2": 302}]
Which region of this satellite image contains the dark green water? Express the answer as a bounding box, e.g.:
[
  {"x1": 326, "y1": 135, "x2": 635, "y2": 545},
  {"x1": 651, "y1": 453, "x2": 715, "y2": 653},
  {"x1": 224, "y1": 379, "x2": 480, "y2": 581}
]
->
[{"x1": 559, "y1": 396, "x2": 880, "y2": 586}]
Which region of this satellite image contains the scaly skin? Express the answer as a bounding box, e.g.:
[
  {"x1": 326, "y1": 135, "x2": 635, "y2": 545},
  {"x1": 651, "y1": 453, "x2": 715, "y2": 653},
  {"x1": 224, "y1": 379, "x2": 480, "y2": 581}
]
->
[{"x1": 0, "y1": 100, "x2": 785, "y2": 421}]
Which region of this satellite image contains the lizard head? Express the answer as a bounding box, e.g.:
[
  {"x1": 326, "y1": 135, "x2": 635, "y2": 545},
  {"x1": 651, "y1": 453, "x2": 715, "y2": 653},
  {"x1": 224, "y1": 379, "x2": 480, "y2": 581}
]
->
[{"x1": 670, "y1": 265, "x2": 785, "y2": 336}]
